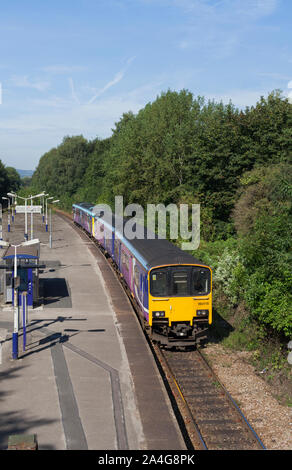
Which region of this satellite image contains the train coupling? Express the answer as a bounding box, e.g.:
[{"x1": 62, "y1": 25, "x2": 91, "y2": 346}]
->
[{"x1": 171, "y1": 323, "x2": 192, "y2": 337}]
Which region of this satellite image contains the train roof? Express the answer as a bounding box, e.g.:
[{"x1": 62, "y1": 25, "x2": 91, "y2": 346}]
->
[
  {"x1": 73, "y1": 203, "x2": 209, "y2": 270},
  {"x1": 73, "y1": 202, "x2": 94, "y2": 213},
  {"x1": 128, "y1": 236, "x2": 205, "y2": 269}
]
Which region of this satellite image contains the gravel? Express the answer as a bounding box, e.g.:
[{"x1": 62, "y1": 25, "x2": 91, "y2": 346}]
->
[{"x1": 203, "y1": 344, "x2": 292, "y2": 450}]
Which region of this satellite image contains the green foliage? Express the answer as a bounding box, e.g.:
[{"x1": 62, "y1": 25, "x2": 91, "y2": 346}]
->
[
  {"x1": 194, "y1": 237, "x2": 238, "y2": 271},
  {"x1": 232, "y1": 162, "x2": 292, "y2": 336},
  {"x1": 214, "y1": 249, "x2": 244, "y2": 305},
  {"x1": 0, "y1": 161, "x2": 22, "y2": 200},
  {"x1": 31, "y1": 135, "x2": 92, "y2": 207},
  {"x1": 0, "y1": 160, "x2": 10, "y2": 197},
  {"x1": 5, "y1": 167, "x2": 21, "y2": 192},
  {"x1": 74, "y1": 137, "x2": 111, "y2": 204},
  {"x1": 222, "y1": 318, "x2": 259, "y2": 351},
  {"x1": 202, "y1": 162, "x2": 292, "y2": 339},
  {"x1": 20, "y1": 176, "x2": 32, "y2": 188},
  {"x1": 233, "y1": 163, "x2": 292, "y2": 235},
  {"x1": 239, "y1": 90, "x2": 292, "y2": 166},
  {"x1": 238, "y1": 211, "x2": 292, "y2": 336}
]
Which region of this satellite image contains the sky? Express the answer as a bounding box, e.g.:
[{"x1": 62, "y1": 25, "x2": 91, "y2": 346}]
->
[{"x1": 0, "y1": 0, "x2": 291, "y2": 170}]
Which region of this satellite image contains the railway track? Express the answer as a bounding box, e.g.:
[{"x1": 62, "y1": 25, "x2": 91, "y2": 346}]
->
[
  {"x1": 58, "y1": 210, "x2": 266, "y2": 451},
  {"x1": 154, "y1": 345, "x2": 266, "y2": 450}
]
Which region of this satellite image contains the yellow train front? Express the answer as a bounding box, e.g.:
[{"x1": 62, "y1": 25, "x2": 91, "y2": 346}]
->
[
  {"x1": 148, "y1": 263, "x2": 212, "y2": 347},
  {"x1": 127, "y1": 234, "x2": 212, "y2": 348}
]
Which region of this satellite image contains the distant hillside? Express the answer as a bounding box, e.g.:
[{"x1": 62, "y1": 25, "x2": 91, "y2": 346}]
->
[{"x1": 16, "y1": 169, "x2": 34, "y2": 178}]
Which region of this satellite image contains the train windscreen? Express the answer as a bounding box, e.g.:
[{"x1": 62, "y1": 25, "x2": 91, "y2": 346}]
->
[{"x1": 150, "y1": 266, "x2": 211, "y2": 297}]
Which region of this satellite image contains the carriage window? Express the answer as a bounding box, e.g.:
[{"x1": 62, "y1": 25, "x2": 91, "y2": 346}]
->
[
  {"x1": 114, "y1": 240, "x2": 120, "y2": 262},
  {"x1": 150, "y1": 269, "x2": 168, "y2": 297},
  {"x1": 121, "y1": 252, "x2": 129, "y2": 275},
  {"x1": 134, "y1": 265, "x2": 140, "y2": 288},
  {"x1": 172, "y1": 271, "x2": 188, "y2": 296},
  {"x1": 106, "y1": 236, "x2": 112, "y2": 252},
  {"x1": 192, "y1": 267, "x2": 210, "y2": 295}
]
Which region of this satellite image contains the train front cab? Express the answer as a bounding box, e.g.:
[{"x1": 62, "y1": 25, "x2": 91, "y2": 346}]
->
[{"x1": 148, "y1": 264, "x2": 212, "y2": 346}]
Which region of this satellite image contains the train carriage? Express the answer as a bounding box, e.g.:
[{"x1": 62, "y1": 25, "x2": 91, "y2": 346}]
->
[
  {"x1": 73, "y1": 203, "x2": 94, "y2": 234},
  {"x1": 72, "y1": 203, "x2": 212, "y2": 347}
]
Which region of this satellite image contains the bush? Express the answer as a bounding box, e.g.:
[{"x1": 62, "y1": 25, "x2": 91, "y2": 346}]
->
[
  {"x1": 244, "y1": 276, "x2": 292, "y2": 337},
  {"x1": 214, "y1": 248, "x2": 241, "y2": 305}
]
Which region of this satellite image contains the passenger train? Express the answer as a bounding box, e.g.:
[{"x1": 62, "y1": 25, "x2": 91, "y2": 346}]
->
[{"x1": 73, "y1": 203, "x2": 212, "y2": 347}]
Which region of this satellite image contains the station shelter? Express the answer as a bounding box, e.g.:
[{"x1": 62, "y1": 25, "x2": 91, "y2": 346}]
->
[{"x1": 2, "y1": 244, "x2": 40, "y2": 307}]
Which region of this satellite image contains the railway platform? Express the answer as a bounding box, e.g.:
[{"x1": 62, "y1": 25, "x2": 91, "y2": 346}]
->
[{"x1": 0, "y1": 211, "x2": 186, "y2": 451}]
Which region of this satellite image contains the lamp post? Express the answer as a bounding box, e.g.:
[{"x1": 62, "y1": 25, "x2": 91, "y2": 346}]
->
[
  {"x1": 11, "y1": 194, "x2": 15, "y2": 222},
  {"x1": 1, "y1": 238, "x2": 39, "y2": 359},
  {"x1": 49, "y1": 199, "x2": 59, "y2": 248},
  {"x1": 45, "y1": 196, "x2": 53, "y2": 232},
  {"x1": 2, "y1": 197, "x2": 11, "y2": 232},
  {"x1": 30, "y1": 195, "x2": 33, "y2": 239},
  {"x1": 42, "y1": 193, "x2": 49, "y2": 223}
]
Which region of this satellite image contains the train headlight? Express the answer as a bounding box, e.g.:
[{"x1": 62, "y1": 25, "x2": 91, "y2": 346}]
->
[
  {"x1": 196, "y1": 309, "x2": 209, "y2": 317},
  {"x1": 152, "y1": 311, "x2": 165, "y2": 318}
]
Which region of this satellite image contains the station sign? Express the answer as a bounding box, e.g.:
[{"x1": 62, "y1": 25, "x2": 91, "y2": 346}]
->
[{"x1": 16, "y1": 205, "x2": 42, "y2": 214}]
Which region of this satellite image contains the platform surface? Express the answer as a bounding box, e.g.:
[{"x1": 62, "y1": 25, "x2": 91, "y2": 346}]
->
[{"x1": 0, "y1": 211, "x2": 186, "y2": 450}]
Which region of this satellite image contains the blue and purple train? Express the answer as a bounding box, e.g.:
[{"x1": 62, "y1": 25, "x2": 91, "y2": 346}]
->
[{"x1": 73, "y1": 203, "x2": 212, "y2": 347}]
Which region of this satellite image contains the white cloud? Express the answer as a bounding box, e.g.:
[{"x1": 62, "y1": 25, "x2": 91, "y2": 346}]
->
[
  {"x1": 173, "y1": 0, "x2": 279, "y2": 57},
  {"x1": 10, "y1": 75, "x2": 50, "y2": 91},
  {"x1": 173, "y1": 0, "x2": 278, "y2": 20},
  {"x1": 87, "y1": 57, "x2": 136, "y2": 104},
  {"x1": 0, "y1": 98, "x2": 134, "y2": 170},
  {"x1": 0, "y1": 72, "x2": 166, "y2": 171},
  {"x1": 42, "y1": 65, "x2": 86, "y2": 74},
  {"x1": 30, "y1": 96, "x2": 71, "y2": 108},
  {"x1": 258, "y1": 72, "x2": 291, "y2": 81},
  {"x1": 69, "y1": 77, "x2": 80, "y2": 105},
  {"x1": 178, "y1": 40, "x2": 190, "y2": 49},
  {"x1": 87, "y1": 71, "x2": 125, "y2": 104},
  {"x1": 287, "y1": 80, "x2": 292, "y2": 104},
  {"x1": 232, "y1": 0, "x2": 278, "y2": 19},
  {"x1": 206, "y1": 88, "x2": 270, "y2": 108}
]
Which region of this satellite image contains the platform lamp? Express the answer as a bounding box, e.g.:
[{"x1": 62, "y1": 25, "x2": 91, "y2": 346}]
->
[
  {"x1": 1, "y1": 238, "x2": 39, "y2": 360},
  {"x1": 7, "y1": 192, "x2": 17, "y2": 229},
  {"x1": 45, "y1": 196, "x2": 53, "y2": 232},
  {"x1": 6, "y1": 193, "x2": 14, "y2": 224},
  {"x1": 42, "y1": 193, "x2": 49, "y2": 223},
  {"x1": 49, "y1": 199, "x2": 59, "y2": 248},
  {"x1": 11, "y1": 194, "x2": 15, "y2": 222},
  {"x1": 2, "y1": 197, "x2": 10, "y2": 232}
]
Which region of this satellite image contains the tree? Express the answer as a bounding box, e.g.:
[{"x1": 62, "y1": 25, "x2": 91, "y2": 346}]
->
[
  {"x1": 0, "y1": 160, "x2": 10, "y2": 198},
  {"x1": 5, "y1": 166, "x2": 21, "y2": 192},
  {"x1": 233, "y1": 163, "x2": 292, "y2": 336},
  {"x1": 31, "y1": 135, "x2": 92, "y2": 208}
]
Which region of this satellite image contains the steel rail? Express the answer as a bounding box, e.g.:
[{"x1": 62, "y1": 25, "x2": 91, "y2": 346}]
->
[
  {"x1": 198, "y1": 348, "x2": 266, "y2": 450},
  {"x1": 160, "y1": 347, "x2": 266, "y2": 450}
]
